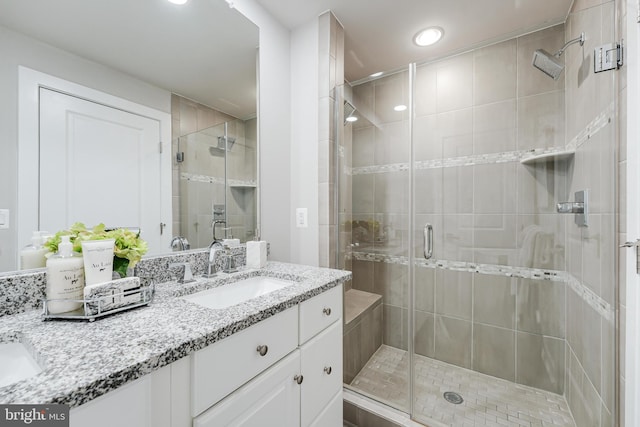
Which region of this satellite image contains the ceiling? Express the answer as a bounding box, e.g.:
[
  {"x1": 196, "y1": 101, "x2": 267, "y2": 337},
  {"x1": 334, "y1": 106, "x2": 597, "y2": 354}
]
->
[
  {"x1": 0, "y1": 0, "x2": 258, "y2": 119},
  {"x1": 254, "y1": 0, "x2": 574, "y2": 82}
]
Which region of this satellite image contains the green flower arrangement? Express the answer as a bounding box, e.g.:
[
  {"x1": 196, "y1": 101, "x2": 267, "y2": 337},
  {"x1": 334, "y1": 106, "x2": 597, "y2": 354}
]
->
[{"x1": 44, "y1": 222, "x2": 148, "y2": 278}]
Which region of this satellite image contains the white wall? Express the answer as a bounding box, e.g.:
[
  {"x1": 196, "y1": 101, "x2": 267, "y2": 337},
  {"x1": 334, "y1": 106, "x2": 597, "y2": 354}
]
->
[
  {"x1": 233, "y1": 0, "x2": 293, "y2": 262},
  {"x1": 289, "y1": 18, "x2": 320, "y2": 266},
  {"x1": 0, "y1": 24, "x2": 170, "y2": 272}
]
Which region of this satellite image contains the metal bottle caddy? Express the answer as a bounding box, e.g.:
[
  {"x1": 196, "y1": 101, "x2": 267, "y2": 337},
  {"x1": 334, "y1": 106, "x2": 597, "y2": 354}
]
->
[{"x1": 42, "y1": 277, "x2": 154, "y2": 322}]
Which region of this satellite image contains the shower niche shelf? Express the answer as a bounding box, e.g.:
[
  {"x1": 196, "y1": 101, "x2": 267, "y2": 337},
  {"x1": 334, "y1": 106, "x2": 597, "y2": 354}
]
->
[{"x1": 520, "y1": 149, "x2": 575, "y2": 165}]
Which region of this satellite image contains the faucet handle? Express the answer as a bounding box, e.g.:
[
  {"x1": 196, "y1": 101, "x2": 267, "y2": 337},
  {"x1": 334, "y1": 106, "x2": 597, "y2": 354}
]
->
[{"x1": 169, "y1": 262, "x2": 194, "y2": 283}]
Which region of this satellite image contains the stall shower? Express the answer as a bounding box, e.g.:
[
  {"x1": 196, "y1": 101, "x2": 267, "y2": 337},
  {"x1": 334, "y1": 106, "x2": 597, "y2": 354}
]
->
[{"x1": 339, "y1": 12, "x2": 617, "y2": 427}]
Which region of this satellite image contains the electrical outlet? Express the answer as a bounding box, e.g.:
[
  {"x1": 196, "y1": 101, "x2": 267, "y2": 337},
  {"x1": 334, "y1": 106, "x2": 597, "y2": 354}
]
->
[
  {"x1": 0, "y1": 209, "x2": 9, "y2": 229},
  {"x1": 296, "y1": 208, "x2": 308, "y2": 228}
]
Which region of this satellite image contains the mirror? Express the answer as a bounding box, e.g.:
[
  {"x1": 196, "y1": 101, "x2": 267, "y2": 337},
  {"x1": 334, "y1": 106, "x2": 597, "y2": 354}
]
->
[{"x1": 0, "y1": 0, "x2": 259, "y2": 272}]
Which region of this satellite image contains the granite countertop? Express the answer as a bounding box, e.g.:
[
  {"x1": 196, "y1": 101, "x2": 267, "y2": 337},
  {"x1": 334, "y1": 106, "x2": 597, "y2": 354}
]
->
[{"x1": 0, "y1": 262, "x2": 351, "y2": 408}]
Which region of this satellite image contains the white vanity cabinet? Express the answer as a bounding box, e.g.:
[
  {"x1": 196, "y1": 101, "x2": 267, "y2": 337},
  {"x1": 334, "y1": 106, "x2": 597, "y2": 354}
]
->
[
  {"x1": 69, "y1": 284, "x2": 343, "y2": 427},
  {"x1": 193, "y1": 284, "x2": 343, "y2": 427}
]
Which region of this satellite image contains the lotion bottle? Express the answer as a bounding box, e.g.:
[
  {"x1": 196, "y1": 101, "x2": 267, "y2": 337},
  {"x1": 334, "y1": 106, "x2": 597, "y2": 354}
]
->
[
  {"x1": 46, "y1": 235, "x2": 85, "y2": 314},
  {"x1": 20, "y1": 231, "x2": 49, "y2": 270}
]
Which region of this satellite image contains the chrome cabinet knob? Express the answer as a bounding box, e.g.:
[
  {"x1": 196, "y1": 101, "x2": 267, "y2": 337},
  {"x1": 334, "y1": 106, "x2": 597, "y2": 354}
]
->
[
  {"x1": 322, "y1": 307, "x2": 332, "y2": 316},
  {"x1": 324, "y1": 366, "x2": 332, "y2": 375},
  {"x1": 294, "y1": 374, "x2": 304, "y2": 385},
  {"x1": 256, "y1": 345, "x2": 268, "y2": 356}
]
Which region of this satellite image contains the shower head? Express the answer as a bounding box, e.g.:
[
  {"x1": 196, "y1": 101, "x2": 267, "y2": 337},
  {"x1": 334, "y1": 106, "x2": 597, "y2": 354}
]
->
[
  {"x1": 531, "y1": 32, "x2": 585, "y2": 80},
  {"x1": 344, "y1": 100, "x2": 357, "y2": 124},
  {"x1": 532, "y1": 49, "x2": 564, "y2": 80},
  {"x1": 208, "y1": 136, "x2": 236, "y2": 156}
]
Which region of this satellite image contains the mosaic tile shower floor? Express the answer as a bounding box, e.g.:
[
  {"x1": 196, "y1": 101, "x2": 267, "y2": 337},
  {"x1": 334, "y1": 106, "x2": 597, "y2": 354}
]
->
[{"x1": 349, "y1": 345, "x2": 575, "y2": 427}]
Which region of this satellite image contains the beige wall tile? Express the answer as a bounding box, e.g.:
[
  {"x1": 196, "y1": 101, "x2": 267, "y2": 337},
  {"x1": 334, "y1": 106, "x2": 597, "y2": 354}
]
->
[
  {"x1": 443, "y1": 166, "x2": 473, "y2": 214},
  {"x1": 435, "y1": 315, "x2": 472, "y2": 369},
  {"x1": 473, "y1": 39, "x2": 517, "y2": 105},
  {"x1": 374, "y1": 72, "x2": 409, "y2": 124},
  {"x1": 516, "y1": 214, "x2": 566, "y2": 271},
  {"x1": 374, "y1": 171, "x2": 409, "y2": 214},
  {"x1": 473, "y1": 323, "x2": 515, "y2": 381},
  {"x1": 442, "y1": 214, "x2": 474, "y2": 262},
  {"x1": 474, "y1": 274, "x2": 515, "y2": 329},
  {"x1": 436, "y1": 53, "x2": 473, "y2": 113},
  {"x1": 414, "y1": 265, "x2": 435, "y2": 312},
  {"x1": 517, "y1": 278, "x2": 566, "y2": 338},
  {"x1": 472, "y1": 100, "x2": 516, "y2": 155},
  {"x1": 517, "y1": 91, "x2": 565, "y2": 150},
  {"x1": 435, "y1": 269, "x2": 472, "y2": 320},
  {"x1": 415, "y1": 63, "x2": 437, "y2": 117},
  {"x1": 516, "y1": 332, "x2": 565, "y2": 394},
  {"x1": 473, "y1": 163, "x2": 517, "y2": 214},
  {"x1": 374, "y1": 121, "x2": 409, "y2": 165},
  {"x1": 415, "y1": 310, "x2": 435, "y2": 358}
]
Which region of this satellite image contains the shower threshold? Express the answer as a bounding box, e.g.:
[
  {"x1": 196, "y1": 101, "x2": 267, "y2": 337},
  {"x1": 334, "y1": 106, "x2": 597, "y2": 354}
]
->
[{"x1": 348, "y1": 345, "x2": 576, "y2": 427}]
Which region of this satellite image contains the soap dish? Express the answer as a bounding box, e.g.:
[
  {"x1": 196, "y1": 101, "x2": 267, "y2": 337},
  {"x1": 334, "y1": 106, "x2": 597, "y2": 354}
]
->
[{"x1": 42, "y1": 277, "x2": 154, "y2": 322}]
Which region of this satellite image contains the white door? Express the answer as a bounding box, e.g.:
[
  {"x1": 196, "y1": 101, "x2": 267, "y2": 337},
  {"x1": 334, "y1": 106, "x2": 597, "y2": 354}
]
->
[{"x1": 39, "y1": 87, "x2": 168, "y2": 254}]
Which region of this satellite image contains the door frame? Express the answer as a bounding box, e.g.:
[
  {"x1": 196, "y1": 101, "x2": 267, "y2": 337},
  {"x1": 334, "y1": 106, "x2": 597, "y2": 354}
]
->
[
  {"x1": 17, "y1": 66, "x2": 172, "y2": 252},
  {"x1": 624, "y1": 4, "x2": 640, "y2": 427}
]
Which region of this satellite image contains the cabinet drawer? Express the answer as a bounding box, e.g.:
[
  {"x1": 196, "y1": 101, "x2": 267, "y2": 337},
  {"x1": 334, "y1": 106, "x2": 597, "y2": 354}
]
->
[
  {"x1": 191, "y1": 307, "x2": 298, "y2": 416},
  {"x1": 300, "y1": 321, "x2": 343, "y2": 426},
  {"x1": 299, "y1": 285, "x2": 342, "y2": 344}
]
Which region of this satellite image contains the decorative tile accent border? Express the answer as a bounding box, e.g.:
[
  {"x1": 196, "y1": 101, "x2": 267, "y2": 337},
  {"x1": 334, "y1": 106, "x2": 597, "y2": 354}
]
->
[
  {"x1": 566, "y1": 102, "x2": 615, "y2": 151},
  {"x1": 180, "y1": 172, "x2": 257, "y2": 188},
  {"x1": 565, "y1": 273, "x2": 613, "y2": 322},
  {"x1": 180, "y1": 172, "x2": 225, "y2": 185},
  {"x1": 349, "y1": 102, "x2": 615, "y2": 177},
  {"x1": 349, "y1": 251, "x2": 613, "y2": 322}
]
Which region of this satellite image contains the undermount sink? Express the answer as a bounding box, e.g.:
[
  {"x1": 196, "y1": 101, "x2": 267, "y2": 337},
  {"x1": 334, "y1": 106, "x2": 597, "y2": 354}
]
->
[
  {"x1": 182, "y1": 276, "x2": 296, "y2": 310},
  {"x1": 0, "y1": 342, "x2": 42, "y2": 388}
]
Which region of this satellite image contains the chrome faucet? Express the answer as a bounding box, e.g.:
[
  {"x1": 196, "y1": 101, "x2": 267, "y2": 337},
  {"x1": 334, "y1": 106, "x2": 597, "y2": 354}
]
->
[
  {"x1": 204, "y1": 220, "x2": 227, "y2": 277},
  {"x1": 170, "y1": 236, "x2": 190, "y2": 251},
  {"x1": 206, "y1": 241, "x2": 224, "y2": 277},
  {"x1": 169, "y1": 262, "x2": 195, "y2": 284},
  {"x1": 211, "y1": 220, "x2": 226, "y2": 244}
]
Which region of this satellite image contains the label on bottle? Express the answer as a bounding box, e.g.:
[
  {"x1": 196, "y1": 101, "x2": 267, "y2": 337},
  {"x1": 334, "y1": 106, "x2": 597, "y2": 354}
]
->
[{"x1": 46, "y1": 260, "x2": 85, "y2": 314}]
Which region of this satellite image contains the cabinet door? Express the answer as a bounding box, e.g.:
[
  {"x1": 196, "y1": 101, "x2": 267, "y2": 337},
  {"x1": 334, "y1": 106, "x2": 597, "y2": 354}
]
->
[
  {"x1": 300, "y1": 321, "x2": 343, "y2": 426},
  {"x1": 309, "y1": 390, "x2": 343, "y2": 427},
  {"x1": 70, "y1": 363, "x2": 171, "y2": 427},
  {"x1": 193, "y1": 351, "x2": 301, "y2": 427}
]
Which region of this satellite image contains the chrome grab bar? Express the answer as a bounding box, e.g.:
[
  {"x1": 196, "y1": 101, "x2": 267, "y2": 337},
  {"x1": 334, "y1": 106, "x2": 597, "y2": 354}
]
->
[{"x1": 423, "y1": 223, "x2": 433, "y2": 259}]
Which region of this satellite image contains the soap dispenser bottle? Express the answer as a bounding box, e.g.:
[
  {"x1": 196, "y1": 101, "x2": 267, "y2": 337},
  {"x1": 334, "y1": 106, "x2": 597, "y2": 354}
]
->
[
  {"x1": 20, "y1": 231, "x2": 49, "y2": 270},
  {"x1": 46, "y1": 235, "x2": 85, "y2": 314}
]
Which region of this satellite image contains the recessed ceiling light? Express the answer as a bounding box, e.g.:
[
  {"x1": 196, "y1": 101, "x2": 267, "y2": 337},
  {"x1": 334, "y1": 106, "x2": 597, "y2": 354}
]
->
[
  {"x1": 370, "y1": 72, "x2": 383, "y2": 78},
  {"x1": 414, "y1": 27, "x2": 443, "y2": 47},
  {"x1": 346, "y1": 116, "x2": 358, "y2": 122},
  {"x1": 168, "y1": 0, "x2": 189, "y2": 5},
  {"x1": 394, "y1": 105, "x2": 407, "y2": 112}
]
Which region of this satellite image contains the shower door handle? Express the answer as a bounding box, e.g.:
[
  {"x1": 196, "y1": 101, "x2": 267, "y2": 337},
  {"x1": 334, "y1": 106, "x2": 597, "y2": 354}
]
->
[{"x1": 424, "y1": 223, "x2": 433, "y2": 259}]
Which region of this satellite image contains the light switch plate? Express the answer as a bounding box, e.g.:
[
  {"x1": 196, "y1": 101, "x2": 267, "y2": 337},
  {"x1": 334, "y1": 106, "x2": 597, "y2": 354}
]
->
[
  {"x1": 296, "y1": 208, "x2": 308, "y2": 228},
  {"x1": 0, "y1": 209, "x2": 9, "y2": 229}
]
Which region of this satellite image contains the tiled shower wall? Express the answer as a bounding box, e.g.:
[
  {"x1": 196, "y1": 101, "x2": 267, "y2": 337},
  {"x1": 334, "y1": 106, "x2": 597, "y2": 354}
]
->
[
  {"x1": 318, "y1": 11, "x2": 344, "y2": 268},
  {"x1": 346, "y1": 3, "x2": 620, "y2": 422},
  {"x1": 171, "y1": 94, "x2": 257, "y2": 248},
  {"x1": 349, "y1": 24, "x2": 572, "y2": 394},
  {"x1": 564, "y1": 0, "x2": 618, "y2": 425}
]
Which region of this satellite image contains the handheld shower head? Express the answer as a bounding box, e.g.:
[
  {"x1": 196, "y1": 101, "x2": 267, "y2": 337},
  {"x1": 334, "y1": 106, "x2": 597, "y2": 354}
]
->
[{"x1": 531, "y1": 32, "x2": 585, "y2": 80}]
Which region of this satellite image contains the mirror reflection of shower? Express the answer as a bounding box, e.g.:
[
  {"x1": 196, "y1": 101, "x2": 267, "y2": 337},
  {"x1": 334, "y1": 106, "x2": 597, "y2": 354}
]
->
[
  {"x1": 344, "y1": 100, "x2": 358, "y2": 124},
  {"x1": 177, "y1": 118, "x2": 257, "y2": 249}
]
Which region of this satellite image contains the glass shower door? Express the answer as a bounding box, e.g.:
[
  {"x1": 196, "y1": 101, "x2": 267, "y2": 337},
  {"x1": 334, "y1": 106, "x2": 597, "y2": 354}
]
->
[
  {"x1": 409, "y1": 13, "x2": 617, "y2": 426},
  {"x1": 341, "y1": 70, "x2": 412, "y2": 412}
]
